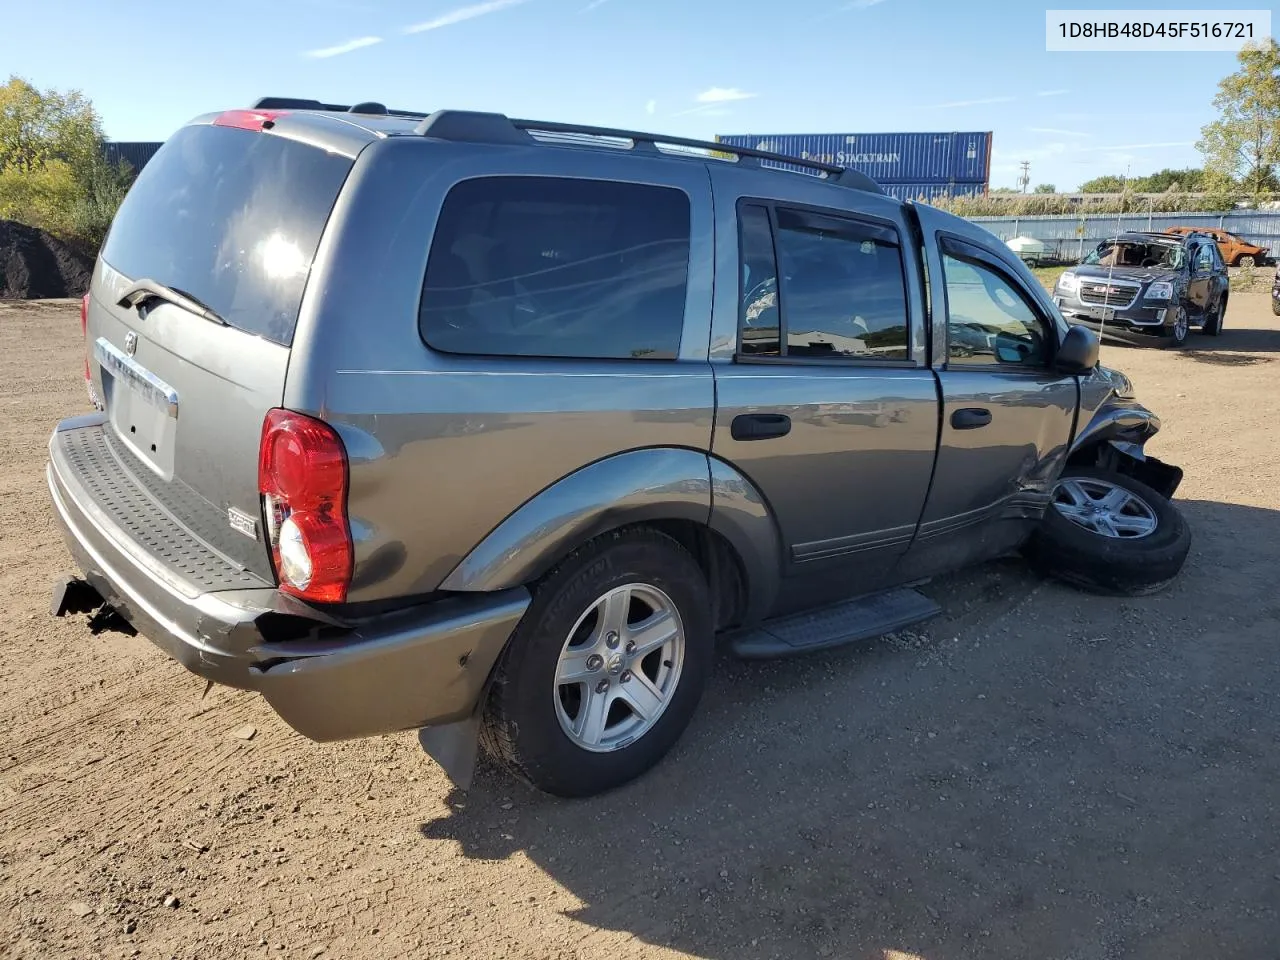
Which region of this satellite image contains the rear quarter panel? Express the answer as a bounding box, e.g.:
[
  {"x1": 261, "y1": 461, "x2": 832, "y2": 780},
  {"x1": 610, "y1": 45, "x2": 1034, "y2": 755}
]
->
[{"x1": 286, "y1": 138, "x2": 717, "y2": 602}]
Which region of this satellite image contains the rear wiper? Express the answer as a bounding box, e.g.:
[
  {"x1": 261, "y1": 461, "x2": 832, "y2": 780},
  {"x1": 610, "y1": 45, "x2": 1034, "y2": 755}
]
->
[{"x1": 117, "y1": 278, "x2": 228, "y2": 327}]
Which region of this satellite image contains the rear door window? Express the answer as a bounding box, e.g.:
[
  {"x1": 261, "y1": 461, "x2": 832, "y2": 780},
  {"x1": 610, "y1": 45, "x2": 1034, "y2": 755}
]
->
[
  {"x1": 100, "y1": 123, "x2": 354, "y2": 346},
  {"x1": 734, "y1": 203, "x2": 910, "y2": 361},
  {"x1": 420, "y1": 176, "x2": 691, "y2": 360}
]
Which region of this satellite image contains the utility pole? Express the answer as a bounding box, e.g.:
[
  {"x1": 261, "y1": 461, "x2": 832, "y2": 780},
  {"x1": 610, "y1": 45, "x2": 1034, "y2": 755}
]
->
[{"x1": 1018, "y1": 161, "x2": 1031, "y2": 194}]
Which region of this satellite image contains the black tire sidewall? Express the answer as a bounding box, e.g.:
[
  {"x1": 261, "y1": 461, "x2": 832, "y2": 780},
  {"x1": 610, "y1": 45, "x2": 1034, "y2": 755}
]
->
[
  {"x1": 482, "y1": 530, "x2": 713, "y2": 797},
  {"x1": 1025, "y1": 467, "x2": 1191, "y2": 596}
]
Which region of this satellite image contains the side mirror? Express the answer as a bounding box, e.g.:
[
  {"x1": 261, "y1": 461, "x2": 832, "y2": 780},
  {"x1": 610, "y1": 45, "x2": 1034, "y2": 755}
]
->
[{"x1": 1055, "y1": 324, "x2": 1099, "y2": 374}]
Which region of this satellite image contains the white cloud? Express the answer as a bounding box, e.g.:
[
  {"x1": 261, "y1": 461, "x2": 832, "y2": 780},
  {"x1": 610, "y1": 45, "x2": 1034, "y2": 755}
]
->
[
  {"x1": 304, "y1": 35, "x2": 383, "y2": 58},
  {"x1": 1026, "y1": 126, "x2": 1090, "y2": 138},
  {"x1": 695, "y1": 87, "x2": 757, "y2": 104},
  {"x1": 581, "y1": 0, "x2": 611, "y2": 9},
  {"x1": 1076, "y1": 141, "x2": 1193, "y2": 153},
  {"x1": 845, "y1": 0, "x2": 888, "y2": 7},
  {"x1": 1036, "y1": 89, "x2": 1070, "y2": 97},
  {"x1": 645, "y1": 99, "x2": 657, "y2": 115},
  {"x1": 403, "y1": 0, "x2": 530, "y2": 34},
  {"x1": 920, "y1": 95, "x2": 1015, "y2": 109}
]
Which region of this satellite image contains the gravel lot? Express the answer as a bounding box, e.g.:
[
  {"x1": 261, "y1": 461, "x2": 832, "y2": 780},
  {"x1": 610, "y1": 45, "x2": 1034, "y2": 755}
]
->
[{"x1": 2, "y1": 290, "x2": 1279, "y2": 960}]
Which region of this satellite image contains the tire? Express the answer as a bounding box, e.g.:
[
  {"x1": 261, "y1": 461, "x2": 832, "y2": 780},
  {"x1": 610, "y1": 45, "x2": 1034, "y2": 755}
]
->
[
  {"x1": 1272, "y1": 298, "x2": 1280, "y2": 317},
  {"x1": 1161, "y1": 304, "x2": 1188, "y2": 347},
  {"x1": 1236, "y1": 254, "x2": 1255, "y2": 268},
  {"x1": 1201, "y1": 296, "x2": 1225, "y2": 336},
  {"x1": 1023, "y1": 467, "x2": 1191, "y2": 596},
  {"x1": 480, "y1": 527, "x2": 713, "y2": 797}
]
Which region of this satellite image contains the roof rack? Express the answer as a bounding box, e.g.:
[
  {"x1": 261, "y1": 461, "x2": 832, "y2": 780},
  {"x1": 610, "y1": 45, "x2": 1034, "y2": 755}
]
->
[
  {"x1": 412, "y1": 110, "x2": 885, "y2": 194},
  {"x1": 252, "y1": 97, "x2": 431, "y2": 120}
]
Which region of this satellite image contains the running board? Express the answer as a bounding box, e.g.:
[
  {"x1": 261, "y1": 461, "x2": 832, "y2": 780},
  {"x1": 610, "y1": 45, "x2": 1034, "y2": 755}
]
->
[{"x1": 729, "y1": 587, "x2": 941, "y2": 660}]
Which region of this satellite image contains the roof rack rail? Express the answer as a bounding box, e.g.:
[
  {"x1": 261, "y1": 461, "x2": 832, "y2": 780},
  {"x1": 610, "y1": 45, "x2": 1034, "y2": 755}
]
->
[
  {"x1": 251, "y1": 97, "x2": 431, "y2": 120},
  {"x1": 411, "y1": 110, "x2": 884, "y2": 194}
]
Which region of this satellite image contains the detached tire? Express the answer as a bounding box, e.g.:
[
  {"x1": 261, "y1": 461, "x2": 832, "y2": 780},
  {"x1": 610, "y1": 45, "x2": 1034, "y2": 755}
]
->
[
  {"x1": 1024, "y1": 467, "x2": 1191, "y2": 596},
  {"x1": 480, "y1": 527, "x2": 713, "y2": 798}
]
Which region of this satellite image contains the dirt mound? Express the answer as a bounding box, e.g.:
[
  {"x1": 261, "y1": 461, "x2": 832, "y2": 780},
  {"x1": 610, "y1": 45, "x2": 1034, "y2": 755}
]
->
[{"x1": 0, "y1": 220, "x2": 94, "y2": 299}]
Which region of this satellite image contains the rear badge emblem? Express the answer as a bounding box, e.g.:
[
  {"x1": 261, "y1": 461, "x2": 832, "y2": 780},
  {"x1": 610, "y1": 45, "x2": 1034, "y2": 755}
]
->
[
  {"x1": 227, "y1": 506, "x2": 258, "y2": 540},
  {"x1": 124, "y1": 331, "x2": 138, "y2": 356}
]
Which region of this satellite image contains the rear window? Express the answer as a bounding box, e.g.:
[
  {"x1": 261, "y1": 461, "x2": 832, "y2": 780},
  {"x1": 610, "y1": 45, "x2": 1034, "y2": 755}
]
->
[
  {"x1": 419, "y1": 176, "x2": 690, "y2": 360},
  {"x1": 100, "y1": 123, "x2": 353, "y2": 346}
]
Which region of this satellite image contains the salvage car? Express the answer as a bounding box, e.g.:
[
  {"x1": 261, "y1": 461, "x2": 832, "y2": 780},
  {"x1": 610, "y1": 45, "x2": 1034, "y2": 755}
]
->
[
  {"x1": 48, "y1": 99, "x2": 1191, "y2": 798},
  {"x1": 1164, "y1": 225, "x2": 1270, "y2": 267},
  {"x1": 1053, "y1": 231, "x2": 1229, "y2": 346}
]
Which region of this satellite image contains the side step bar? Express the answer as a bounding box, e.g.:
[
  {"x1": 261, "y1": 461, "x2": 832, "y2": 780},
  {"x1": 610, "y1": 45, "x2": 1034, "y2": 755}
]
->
[{"x1": 730, "y1": 587, "x2": 941, "y2": 660}]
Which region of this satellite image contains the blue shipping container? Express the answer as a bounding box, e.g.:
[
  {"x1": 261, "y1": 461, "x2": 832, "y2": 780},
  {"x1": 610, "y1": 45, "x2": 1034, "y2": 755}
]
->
[{"x1": 714, "y1": 131, "x2": 992, "y2": 187}]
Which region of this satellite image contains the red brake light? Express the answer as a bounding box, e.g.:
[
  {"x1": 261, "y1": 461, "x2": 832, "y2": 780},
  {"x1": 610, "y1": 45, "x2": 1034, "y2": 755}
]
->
[
  {"x1": 258, "y1": 409, "x2": 352, "y2": 603},
  {"x1": 212, "y1": 109, "x2": 288, "y2": 131}
]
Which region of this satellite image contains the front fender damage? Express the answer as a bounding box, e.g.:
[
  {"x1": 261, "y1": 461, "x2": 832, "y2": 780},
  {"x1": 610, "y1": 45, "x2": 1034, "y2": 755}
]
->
[{"x1": 1070, "y1": 399, "x2": 1183, "y2": 498}]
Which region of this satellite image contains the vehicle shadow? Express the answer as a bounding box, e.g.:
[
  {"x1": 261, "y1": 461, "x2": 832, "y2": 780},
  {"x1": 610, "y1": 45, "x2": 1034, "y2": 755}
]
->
[
  {"x1": 419, "y1": 499, "x2": 1280, "y2": 960},
  {"x1": 1180, "y1": 325, "x2": 1280, "y2": 357}
]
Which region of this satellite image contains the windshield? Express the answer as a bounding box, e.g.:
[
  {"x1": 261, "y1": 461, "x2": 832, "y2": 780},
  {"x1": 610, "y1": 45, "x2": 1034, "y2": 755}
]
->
[
  {"x1": 100, "y1": 123, "x2": 354, "y2": 346},
  {"x1": 1083, "y1": 240, "x2": 1184, "y2": 270}
]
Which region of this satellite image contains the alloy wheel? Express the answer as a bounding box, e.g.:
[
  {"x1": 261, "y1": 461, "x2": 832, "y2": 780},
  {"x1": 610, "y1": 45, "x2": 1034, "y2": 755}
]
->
[
  {"x1": 553, "y1": 583, "x2": 686, "y2": 752},
  {"x1": 1051, "y1": 477, "x2": 1159, "y2": 539}
]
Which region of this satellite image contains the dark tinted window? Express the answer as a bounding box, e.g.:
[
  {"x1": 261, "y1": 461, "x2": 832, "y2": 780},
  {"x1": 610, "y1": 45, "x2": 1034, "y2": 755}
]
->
[
  {"x1": 739, "y1": 205, "x2": 780, "y2": 356},
  {"x1": 773, "y1": 209, "x2": 909, "y2": 360},
  {"x1": 943, "y1": 254, "x2": 1049, "y2": 366},
  {"x1": 420, "y1": 177, "x2": 690, "y2": 360},
  {"x1": 100, "y1": 124, "x2": 353, "y2": 346}
]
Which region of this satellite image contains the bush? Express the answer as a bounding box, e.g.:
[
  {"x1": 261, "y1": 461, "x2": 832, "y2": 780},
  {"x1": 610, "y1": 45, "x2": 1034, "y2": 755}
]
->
[{"x1": 0, "y1": 158, "x2": 82, "y2": 236}]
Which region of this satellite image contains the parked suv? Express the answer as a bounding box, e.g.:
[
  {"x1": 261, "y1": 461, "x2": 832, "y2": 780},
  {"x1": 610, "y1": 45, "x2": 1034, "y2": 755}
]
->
[
  {"x1": 48, "y1": 100, "x2": 1190, "y2": 798},
  {"x1": 1164, "y1": 225, "x2": 1270, "y2": 267},
  {"x1": 1053, "y1": 231, "x2": 1229, "y2": 346}
]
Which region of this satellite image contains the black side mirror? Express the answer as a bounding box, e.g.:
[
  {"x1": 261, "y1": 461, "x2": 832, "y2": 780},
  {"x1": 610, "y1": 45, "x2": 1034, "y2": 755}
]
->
[{"x1": 1055, "y1": 324, "x2": 1099, "y2": 374}]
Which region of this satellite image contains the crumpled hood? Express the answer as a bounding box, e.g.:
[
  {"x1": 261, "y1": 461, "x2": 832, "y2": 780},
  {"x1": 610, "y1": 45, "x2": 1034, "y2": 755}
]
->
[{"x1": 1072, "y1": 264, "x2": 1179, "y2": 285}]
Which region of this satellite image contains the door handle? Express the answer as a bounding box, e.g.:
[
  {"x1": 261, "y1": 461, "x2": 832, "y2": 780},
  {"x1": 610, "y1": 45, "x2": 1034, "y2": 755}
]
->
[
  {"x1": 731, "y1": 413, "x2": 792, "y2": 441},
  {"x1": 950, "y1": 407, "x2": 992, "y2": 430}
]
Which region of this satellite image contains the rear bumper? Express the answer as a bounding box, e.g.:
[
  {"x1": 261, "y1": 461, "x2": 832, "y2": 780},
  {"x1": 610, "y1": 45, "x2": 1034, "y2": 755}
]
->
[{"x1": 47, "y1": 416, "x2": 529, "y2": 741}]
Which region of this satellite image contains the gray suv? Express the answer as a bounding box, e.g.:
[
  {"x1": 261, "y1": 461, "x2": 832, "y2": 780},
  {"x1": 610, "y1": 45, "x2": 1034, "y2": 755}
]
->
[{"x1": 48, "y1": 99, "x2": 1191, "y2": 798}]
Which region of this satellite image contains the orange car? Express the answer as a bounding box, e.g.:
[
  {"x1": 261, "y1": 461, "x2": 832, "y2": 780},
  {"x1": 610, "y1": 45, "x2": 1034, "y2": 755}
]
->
[{"x1": 1164, "y1": 226, "x2": 1270, "y2": 267}]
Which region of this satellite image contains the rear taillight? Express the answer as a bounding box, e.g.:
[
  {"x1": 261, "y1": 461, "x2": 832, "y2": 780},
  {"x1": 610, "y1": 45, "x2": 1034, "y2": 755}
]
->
[
  {"x1": 80, "y1": 293, "x2": 90, "y2": 382},
  {"x1": 258, "y1": 409, "x2": 352, "y2": 603}
]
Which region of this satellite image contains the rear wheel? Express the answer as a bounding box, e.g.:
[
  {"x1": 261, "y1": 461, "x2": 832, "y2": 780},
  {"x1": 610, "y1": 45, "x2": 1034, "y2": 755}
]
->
[
  {"x1": 1023, "y1": 467, "x2": 1191, "y2": 596},
  {"x1": 480, "y1": 528, "x2": 713, "y2": 797},
  {"x1": 1201, "y1": 296, "x2": 1225, "y2": 336}
]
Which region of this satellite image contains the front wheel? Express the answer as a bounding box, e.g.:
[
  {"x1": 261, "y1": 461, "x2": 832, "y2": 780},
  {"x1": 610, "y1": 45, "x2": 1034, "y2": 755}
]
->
[
  {"x1": 480, "y1": 527, "x2": 713, "y2": 797},
  {"x1": 1161, "y1": 305, "x2": 1188, "y2": 347},
  {"x1": 1236, "y1": 254, "x2": 1256, "y2": 268},
  {"x1": 1023, "y1": 467, "x2": 1191, "y2": 596}
]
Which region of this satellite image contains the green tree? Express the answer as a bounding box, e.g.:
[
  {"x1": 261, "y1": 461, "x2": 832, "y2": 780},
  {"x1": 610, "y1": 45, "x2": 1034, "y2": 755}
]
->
[
  {"x1": 1131, "y1": 167, "x2": 1206, "y2": 192},
  {"x1": 1078, "y1": 174, "x2": 1125, "y2": 193},
  {"x1": 0, "y1": 76, "x2": 102, "y2": 174},
  {"x1": 1033, "y1": 183, "x2": 1057, "y2": 194},
  {"x1": 0, "y1": 76, "x2": 129, "y2": 243},
  {"x1": 1198, "y1": 38, "x2": 1280, "y2": 196}
]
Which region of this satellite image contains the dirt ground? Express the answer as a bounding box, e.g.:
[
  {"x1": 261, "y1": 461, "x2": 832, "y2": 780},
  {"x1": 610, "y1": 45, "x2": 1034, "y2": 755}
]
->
[{"x1": 2, "y1": 290, "x2": 1279, "y2": 960}]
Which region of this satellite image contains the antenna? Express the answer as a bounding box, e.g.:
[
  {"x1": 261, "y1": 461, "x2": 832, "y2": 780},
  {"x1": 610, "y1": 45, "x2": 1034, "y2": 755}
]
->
[{"x1": 1099, "y1": 162, "x2": 1132, "y2": 346}]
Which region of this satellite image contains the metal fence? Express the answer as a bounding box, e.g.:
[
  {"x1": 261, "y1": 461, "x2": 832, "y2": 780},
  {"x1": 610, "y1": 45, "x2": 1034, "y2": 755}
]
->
[{"x1": 967, "y1": 210, "x2": 1280, "y2": 262}]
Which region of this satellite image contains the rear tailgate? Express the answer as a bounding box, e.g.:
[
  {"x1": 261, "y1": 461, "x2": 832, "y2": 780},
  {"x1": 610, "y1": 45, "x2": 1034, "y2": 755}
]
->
[{"x1": 84, "y1": 118, "x2": 355, "y2": 582}]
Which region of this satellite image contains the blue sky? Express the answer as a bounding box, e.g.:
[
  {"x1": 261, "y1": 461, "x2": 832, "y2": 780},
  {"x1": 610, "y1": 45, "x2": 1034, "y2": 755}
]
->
[{"x1": 0, "y1": 0, "x2": 1253, "y2": 190}]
